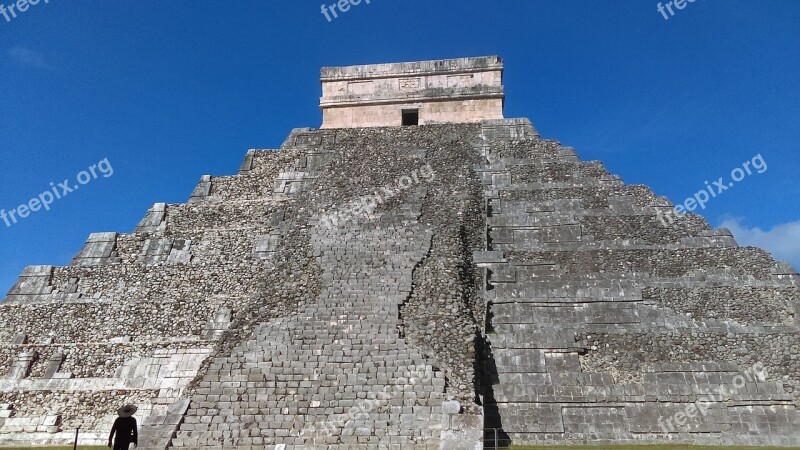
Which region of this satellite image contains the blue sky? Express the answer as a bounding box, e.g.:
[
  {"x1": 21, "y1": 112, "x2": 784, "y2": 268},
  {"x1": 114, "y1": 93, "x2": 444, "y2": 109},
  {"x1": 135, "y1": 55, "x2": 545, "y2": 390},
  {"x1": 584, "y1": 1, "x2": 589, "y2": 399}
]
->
[{"x1": 1, "y1": 1, "x2": 799, "y2": 294}]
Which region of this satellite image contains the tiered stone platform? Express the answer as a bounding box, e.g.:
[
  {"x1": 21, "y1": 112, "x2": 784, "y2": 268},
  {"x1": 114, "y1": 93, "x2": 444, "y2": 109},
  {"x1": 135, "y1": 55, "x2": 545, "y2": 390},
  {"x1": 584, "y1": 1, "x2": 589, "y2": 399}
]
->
[
  {"x1": 1, "y1": 57, "x2": 799, "y2": 450},
  {"x1": 476, "y1": 119, "x2": 800, "y2": 447}
]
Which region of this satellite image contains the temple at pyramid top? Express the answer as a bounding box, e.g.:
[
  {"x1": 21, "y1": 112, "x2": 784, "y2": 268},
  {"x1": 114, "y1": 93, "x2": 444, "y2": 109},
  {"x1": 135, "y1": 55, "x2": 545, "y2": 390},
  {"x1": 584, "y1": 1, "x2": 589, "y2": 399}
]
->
[{"x1": 320, "y1": 55, "x2": 505, "y2": 128}]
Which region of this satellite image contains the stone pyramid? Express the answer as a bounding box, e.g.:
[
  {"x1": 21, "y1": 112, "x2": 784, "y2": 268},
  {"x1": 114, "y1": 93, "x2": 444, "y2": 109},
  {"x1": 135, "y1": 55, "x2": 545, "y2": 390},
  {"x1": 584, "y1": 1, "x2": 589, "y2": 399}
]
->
[{"x1": 1, "y1": 56, "x2": 799, "y2": 449}]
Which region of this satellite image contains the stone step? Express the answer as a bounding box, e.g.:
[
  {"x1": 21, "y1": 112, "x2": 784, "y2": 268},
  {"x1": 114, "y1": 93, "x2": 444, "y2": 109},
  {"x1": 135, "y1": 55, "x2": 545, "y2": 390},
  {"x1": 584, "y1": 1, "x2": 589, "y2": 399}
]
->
[
  {"x1": 491, "y1": 303, "x2": 642, "y2": 325},
  {"x1": 488, "y1": 331, "x2": 582, "y2": 350}
]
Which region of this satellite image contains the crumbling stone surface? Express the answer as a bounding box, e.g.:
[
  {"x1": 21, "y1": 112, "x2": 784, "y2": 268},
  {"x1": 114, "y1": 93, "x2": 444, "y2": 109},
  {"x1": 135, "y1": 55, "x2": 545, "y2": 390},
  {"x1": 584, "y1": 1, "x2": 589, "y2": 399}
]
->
[
  {"x1": 0, "y1": 299, "x2": 232, "y2": 344},
  {"x1": 501, "y1": 185, "x2": 664, "y2": 210},
  {"x1": 644, "y1": 286, "x2": 799, "y2": 325},
  {"x1": 0, "y1": 389, "x2": 160, "y2": 431},
  {"x1": 0, "y1": 129, "x2": 325, "y2": 446},
  {"x1": 579, "y1": 215, "x2": 698, "y2": 244},
  {"x1": 505, "y1": 248, "x2": 776, "y2": 279},
  {"x1": 578, "y1": 332, "x2": 800, "y2": 384},
  {"x1": 509, "y1": 160, "x2": 611, "y2": 183},
  {"x1": 170, "y1": 125, "x2": 487, "y2": 448},
  {"x1": 1, "y1": 342, "x2": 210, "y2": 379},
  {"x1": 479, "y1": 119, "x2": 800, "y2": 447}
]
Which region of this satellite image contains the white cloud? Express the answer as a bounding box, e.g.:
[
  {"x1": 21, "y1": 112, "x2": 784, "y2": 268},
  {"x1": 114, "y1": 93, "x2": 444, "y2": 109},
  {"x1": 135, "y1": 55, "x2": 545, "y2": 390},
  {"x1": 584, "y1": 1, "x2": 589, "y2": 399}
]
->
[
  {"x1": 6, "y1": 46, "x2": 53, "y2": 70},
  {"x1": 719, "y1": 217, "x2": 800, "y2": 270}
]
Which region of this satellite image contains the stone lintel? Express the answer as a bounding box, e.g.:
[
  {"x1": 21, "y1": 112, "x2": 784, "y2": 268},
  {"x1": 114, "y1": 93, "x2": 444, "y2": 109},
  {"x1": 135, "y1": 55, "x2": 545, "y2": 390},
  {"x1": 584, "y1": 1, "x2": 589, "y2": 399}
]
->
[{"x1": 320, "y1": 55, "x2": 504, "y2": 81}]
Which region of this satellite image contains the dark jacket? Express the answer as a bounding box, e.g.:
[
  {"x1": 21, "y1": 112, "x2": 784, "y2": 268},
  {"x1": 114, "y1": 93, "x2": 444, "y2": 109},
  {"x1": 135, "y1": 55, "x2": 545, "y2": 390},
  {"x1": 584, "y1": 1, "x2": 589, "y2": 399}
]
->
[{"x1": 109, "y1": 416, "x2": 138, "y2": 449}]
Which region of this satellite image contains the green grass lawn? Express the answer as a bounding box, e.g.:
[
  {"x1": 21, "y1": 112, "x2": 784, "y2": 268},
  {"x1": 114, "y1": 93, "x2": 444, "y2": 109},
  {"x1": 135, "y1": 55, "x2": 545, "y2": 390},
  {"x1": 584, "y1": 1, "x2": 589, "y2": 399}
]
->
[
  {"x1": 3, "y1": 446, "x2": 798, "y2": 450},
  {"x1": 2, "y1": 447, "x2": 798, "y2": 450},
  {"x1": 509, "y1": 447, "x2": 800, "y2": 450},
  {"x1": 0, "y1": 447, "x2": 106, "y2": 450}
]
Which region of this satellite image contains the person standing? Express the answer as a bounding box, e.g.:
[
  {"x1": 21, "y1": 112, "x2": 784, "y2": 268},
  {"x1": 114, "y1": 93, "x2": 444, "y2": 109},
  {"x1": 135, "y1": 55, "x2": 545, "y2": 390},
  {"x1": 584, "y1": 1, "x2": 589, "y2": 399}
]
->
[{"x1": 108, "y1": 405, "x2": 138, "y2": 450}]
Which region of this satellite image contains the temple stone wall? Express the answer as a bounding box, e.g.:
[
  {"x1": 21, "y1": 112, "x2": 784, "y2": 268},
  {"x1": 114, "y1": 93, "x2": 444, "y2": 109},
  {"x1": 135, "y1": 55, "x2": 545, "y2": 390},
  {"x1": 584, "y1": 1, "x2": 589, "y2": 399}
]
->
[
  {"x1": 321, "y1": 98, "x2": 504, "y2": 129},
  {"x1": 320, "y1": 56, "x2": 504, "y2": 128}
]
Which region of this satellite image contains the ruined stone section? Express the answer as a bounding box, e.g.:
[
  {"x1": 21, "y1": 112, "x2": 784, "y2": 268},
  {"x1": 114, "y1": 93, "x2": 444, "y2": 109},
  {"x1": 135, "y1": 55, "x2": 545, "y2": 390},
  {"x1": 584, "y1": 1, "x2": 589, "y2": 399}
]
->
[
  {"x1": 169, "y1": 125, "x2": 489, "y2": 449},
  {"x1": 0, "y1": 134, "x2": 330, "y2": 446},
  {"x1": 0, "y1": 124, "x2": 489, "y2": 448},
  {"x1": 71, "y1": 232, "x2": 120, "y2": 266},
  {"x1": 478, "y1": 120, "x2": 800, "y2": 446},
  {"x1": 135, "y1": 203, "x2": 167, "y2": 234},
  {"x1": 172, "y1": 207, "x2": 444, "y2": 448},
  {"x1": 0, "y1": 348, "x2": 209, "y2": 446},
  {"x1": 3, "y1": 265, "x2": 56, "y2": 305},
  {"x1": 321, "y1": 56, "x2": 504, "y2": 128}
]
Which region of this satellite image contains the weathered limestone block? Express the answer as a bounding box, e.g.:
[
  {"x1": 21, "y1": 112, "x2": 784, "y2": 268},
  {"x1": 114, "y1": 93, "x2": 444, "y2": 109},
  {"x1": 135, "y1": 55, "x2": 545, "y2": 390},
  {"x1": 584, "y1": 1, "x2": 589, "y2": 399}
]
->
[
  {"x1": 42, "y1": 352, "x2": 65, "y2": 378},
  {"x1": 202, "y1": 308, "x2": 231, "y2": 340},
  {"x1": 189, "y1": 175, "x2": 212, "y2": 203},
  {"x1": 254, "y1": 234, "x2": 281, "y2": 259},
  {"x1": 480, "y1": 118, "x2": 538, "y2": 142},
  {"x1": 139, "y1": 237, "x2": 173, "y2": 264},
  {"x1": 7, "y1": 351, "x2": 36, "y2": 379},
  {"x1": 140, "y1": 237, "x2": 193, "y2": 265},
  {"x1": 139, "y1": 398, "x2": 191, "y2": 449},
  {"x1": 71, "y1": 232, "x2": 119, "y2": 266},
  {"x1": 0, "y1": 404, "x2": 12, "y2": 419},
  {"x1": 135, "y1": 202, "x2": 167, "y2": 233},
  {"x1": 4, "y1": 266, "x2": 54, "y2": 303},
  {"x1": 238, "y1": 149, "x2": 256, "y2": 174},
  {"x1": 440, "y1": 399, "x2": 483, "y2": 450},
  {"x1": 273, "y1": 170, "x2": 318, "y2": 195}
]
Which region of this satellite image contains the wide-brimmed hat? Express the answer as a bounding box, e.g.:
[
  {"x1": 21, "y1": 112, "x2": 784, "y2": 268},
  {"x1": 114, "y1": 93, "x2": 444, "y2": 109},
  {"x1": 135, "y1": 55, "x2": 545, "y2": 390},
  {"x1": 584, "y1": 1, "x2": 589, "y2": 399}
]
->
[{"x1": 117, "y1": 405, "x2": 137, "y2": 417}]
